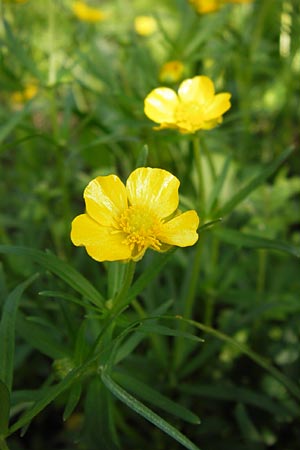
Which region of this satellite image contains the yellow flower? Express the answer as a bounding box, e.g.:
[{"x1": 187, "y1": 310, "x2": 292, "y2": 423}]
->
[
  {"x1": 72, "y1": 1, "x2": 106, "y2": 23},
  {"x1": 71, "y1": 168, "x2": 199, "y2": 262},
  {"x1": 189, "y1": 0, "x2": 222, "y2": 14},
  {"x1": 144, "y1": 75, "x2": 231, "y2": 134},
  {"x1": 134, "y1": 15, "x2": 157, "y2": 36},
  {"x1": 11, "y1": 83, "x2": 38, "y2": 105},
  {"x1": 159, "y1": 61, "x2": 185, "y2": 84}
]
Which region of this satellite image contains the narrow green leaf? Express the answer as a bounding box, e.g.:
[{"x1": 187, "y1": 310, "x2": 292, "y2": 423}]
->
[
  {"x1": 216, "y1": 147, "x2": 294, "y2": 217},
  {"x1": 114, "y1": 371, "x2": 201, "y2": 425},
  {"x1": 9, "y1": 369, "x2": 79, "y2": 434},
  {"x1": 0, "y1": 246, "x2": 105, "y2": 308},
  {"x1": 139, "y1": 323, "x2": 204, "y2": 343},
  {"x1": 126, "y1": 251, "x2": 174, "y2": 304},
  {"x1": 0, "y1": 380, "x2": 10, "y2": 436},
  {"x1": 4, "y1": 20, "x2": 41, "y2": 80},
  {"x1": 101, "y1": 372, "x2": 201, "y2": 450},
  {"x1": 180, "y1": 383, "x2": 298, "y2": 417},
  {"x1": 0, "y1": 274, "x2": 38, "y2": 392},
  {"x1": 183, "y1": 318, "x2": 300, "y2": 402},
  {"x1": 207, "y1": 155, "x2": 232, "y2": 214},
  {"x1": 38, "y1": 290, "x2": 100, "y2": 312},
  {"x1": 16, "y1": 313, "x2": 68, "y2": 359},
  {"x1": 63, "y1": 382, "x2": 82, "y2": 421},
  {"x1": 213, "y1": 228, "x2": 300, "y2": 258},
  {"x1": 0, "y1": 105, "x2": 30, "y2": 146},
  {"x1": 135, "y1": 144, "x2": 149, "y2": 168}
]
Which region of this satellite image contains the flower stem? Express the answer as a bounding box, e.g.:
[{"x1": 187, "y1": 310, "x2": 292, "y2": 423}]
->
[
  {"x1": 193, "y1": 135, "x2": 205, "y2": 217},
  {"x1": 173, "y1": 236, "x2": 204, "y2": 369},
  {"x1": 111, "y1": 260, "x2": 136, "y2": 314}
]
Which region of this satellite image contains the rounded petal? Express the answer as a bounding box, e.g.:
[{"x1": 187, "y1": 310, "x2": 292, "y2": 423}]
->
[
  {"x1": 71, "y1": 214, "x2": 131, "y2": 262},
  {"x1": 144, "y1": 87, "x2": 178, "y2": 124},
  {"x1": 84, "y1": 175, "x2": 128, "y2": 226},
  {"x1": 205, "y1": 93, "x2": 231, "y2": 120},
  {"x1": 126, "y1": 167, "x2": 180, "y2": 219},
  {"x1": 178, "y1": 76, "x2": 215, "y2": 104},
  {"x1": 158, "y1": 210, "x2": 199, "y2": 247}
]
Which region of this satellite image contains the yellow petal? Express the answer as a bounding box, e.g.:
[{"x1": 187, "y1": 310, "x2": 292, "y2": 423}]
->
[
  {"x1": 144, "y1": 88, "x2": 178, "y2": 124},
  {"x1": 84, "y1": 175, "x2": 128, "y2": 226},
  {"x1": 178, "y1": 76, "x2": 215, "y2": 104},
  {"x1": 71, "y1": 214, "x2": 131, "y2": 262},
  {"x1": 126, "y1": 167, "x2": 180, "y2": 219},
  {"x1": 158, "y1": 211, "x2": 199, "y2": 246},
  {"x1": 205, "y1": 93, "x2": 231, "y2": 120}
]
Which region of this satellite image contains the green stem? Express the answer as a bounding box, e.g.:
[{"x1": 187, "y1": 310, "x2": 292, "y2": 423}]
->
[
  {"x1": 203, "y1": 234, "x2": 220, "y2": 326},
  {"x1": 201, "y1": 137, "x2": 216, "y2": 181},
  {"x1": 173, "y1": 237, "x2": 204, "y2": 369},
  {"x1": 111, "y1": 260, "x2": 136, "y2": 313},
  {"x1": 193, "y1": 135, "x2": 205, "y2": 217},
  {"x1": 256, "y1": 249, "x2": 267, "y2": 296}
]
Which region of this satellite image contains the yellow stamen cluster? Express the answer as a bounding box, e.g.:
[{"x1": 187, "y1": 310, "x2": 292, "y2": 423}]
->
[{"x1": 116, "y1": 205, "x2": 162, "y2": 255}]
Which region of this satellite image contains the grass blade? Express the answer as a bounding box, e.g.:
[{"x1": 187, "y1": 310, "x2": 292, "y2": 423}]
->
[
  {"x1": 215, "y1": 147, "x2": 294, "y2": 217},
  {"x1": 213, "y1": 228, "x2": 300, "y2": 258},
  {"x1": 0, "y1": 246, "x2": 105, "y2": 309},
  {"x1": 0, "y1": 274, "x2": 38, "y2": 392},
  {"x1": 101, "y1": 372, "x2": 201, "y2": 450}
]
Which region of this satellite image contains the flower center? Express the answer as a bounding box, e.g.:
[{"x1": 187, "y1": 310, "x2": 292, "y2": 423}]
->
[
  {"x1": 175, "y1": 102, "x2": 205, "y2": 131},
  {"x1": 115, "y1": 205, "x2": 162, "y2": 258}
]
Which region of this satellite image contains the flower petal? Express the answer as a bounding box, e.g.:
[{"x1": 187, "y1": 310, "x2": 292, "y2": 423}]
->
[
  {"x1": 84, "y1": 175, "x2": 128, "y2": 226},
  {"x1": 205, "y1": 93, "x2": 231, "y2": 120},
  {"x1": 126, "y1": 167, "x2": 180, "y2": 219},
  {"x1": 71, "y1": 214, "x2": 131, "y2": 262},
  {"x1": 144, "y1": 87, "x2": 178, "y2": 124},
  {"x1": 178, "y1": 76, "x2": 215, "y2": 104},
  {"x1": 158, "y1": 210, "x2": 199, "y2": 246}
]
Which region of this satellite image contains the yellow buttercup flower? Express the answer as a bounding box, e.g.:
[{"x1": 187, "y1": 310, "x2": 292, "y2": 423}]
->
[
  {"x1": 189, "y1": 0, "x2": 221, "y2": 14},
  {"x1": 189, "y1": 0, "x2": 252, "y2": 14},
  {"x1": 71, "y1": 168, "x2": 199, "y2": 262},
  {"x1": 72, "y1": 1, "x2": 106, "y2": 23},
  {"x1": 144, "y1": 75, "x2": 231, "y2": 134},
  {"x1": 134, "y1": 16, "x2": 157, "y2": 36},
  {"x1": 159, "y1": 61, "x2": 185, "y2": 84},
  {"x1": 10, "y1": 83, "x2": 38, "y2": 105}
]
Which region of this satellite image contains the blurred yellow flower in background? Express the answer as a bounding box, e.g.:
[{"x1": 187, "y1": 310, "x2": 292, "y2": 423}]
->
[
  {"x1": 72, "y1": 1, "x2": 106, "y2": 23},
  {"x1": 71, "y1": 168, "x2": 199, "y2": 262},
  {"x1": 134, "y1": 15, "x2": 157, "y2": 36},
  {"x1": 159, "y1": 61, "x2": 185, "y2": 84},
  {"x1": 144, "y1": 75, "x2": 231, "y2": 134},
  {"x1": 10, "y1": 83, "x2": 38, "y2": 106},
  {"x1": 189, "y1": 0, "x2": 221, "y2": 14},
  {"x1": 189, "y1": 0, "x2": 252, "y2": 14}
]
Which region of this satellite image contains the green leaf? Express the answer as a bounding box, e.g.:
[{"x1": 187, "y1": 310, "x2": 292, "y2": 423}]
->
[
  {"x1": 207, "y1": 155, "x2": 232, "y2": 214},
  {"x1": 114, "y1": 371, "x2": 201, "y2": 425},
  {"x1": 0, "y1": 246, "x2": 105, "y2": 309},
  {"x1": 126, "y1": 251, "x2": 174, "y2": 304},
  {"x1": 9, "y1": 369, "x2": 80, "y2": 434},
  {"x1": 0, "y1": 380, "x2": 10, "y2": 436},
  {"x1": 101, "y1": 372, "x2": 201, "y2": 450},
  {"x1": 63, "y1": 382, "x2": 82, "y2": 421},
  {"x1": 184, "y1": 318, "x2": 300, "y2": 402},
  {"x1": 16, "y1": 313, "x2": 68, "y2": 359},
  {"x1": 213, "y1": 228, "x2": 300, "y2": 258},
  {"x1": 139, "y1": 323, "x2": 204, "y2": 343},
  {"x1": 0, "y1": 105, "x2": 31, "y2": 147},
  {"x1": 3, "y1": 20, "x2": 42, "y2": 80},
  {"x1": 0, "y1": 274, "x2": 38, "y2": 392},
  {"x1": 135, "y1": 144, "x2": 149, "y2": 168},
  {"x1": 215, "y1": 147, "x2": 294, "y2": 217}
]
